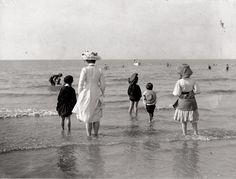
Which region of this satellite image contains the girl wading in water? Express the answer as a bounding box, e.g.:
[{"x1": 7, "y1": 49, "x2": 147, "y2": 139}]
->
[{"x1": 173, "y1": 64, "x2": 200, "y2": 135}]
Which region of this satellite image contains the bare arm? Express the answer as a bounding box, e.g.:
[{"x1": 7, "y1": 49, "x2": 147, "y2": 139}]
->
[
  {"x1": 193, "y1": 81, "x2": 200, "y2": 94},
  {"x1": 173, "y1": 81, "x2": 181, "y2": 96}
]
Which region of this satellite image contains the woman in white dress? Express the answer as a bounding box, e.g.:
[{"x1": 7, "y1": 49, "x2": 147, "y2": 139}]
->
[
  {"x1": 73, "y1": 51, "x2": 106, "y2": 137},
  {"x1": 173, "y1": 64, "x2": 200, "y2": 135}
]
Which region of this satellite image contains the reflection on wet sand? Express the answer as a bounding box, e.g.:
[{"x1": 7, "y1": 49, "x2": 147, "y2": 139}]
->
[
  {"x1": 86, "y1": 144, "x2": 105, "y2": 178},
  {"x1": 57, "y1": 132, "x2": 106, "y2": 178},
  {"x1": 173, "y1": 141, "x2": 201, "y2": 178},
  {"x1": 57, "y1": 131, "x2": 77, "y2": 177},
  {"x1": 57, "y1": 145, "x2": 77, "y2": 175}
]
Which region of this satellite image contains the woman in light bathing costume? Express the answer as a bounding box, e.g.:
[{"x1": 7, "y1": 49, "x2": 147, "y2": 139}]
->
[{"x1": 173, "y1": 64, "x2": 200, "y2": 135}]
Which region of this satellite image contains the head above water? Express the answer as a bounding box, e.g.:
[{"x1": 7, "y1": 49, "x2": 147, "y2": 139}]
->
[
  {"x1": 82, "y1": 51, "x2": 101, "y2": 63},
  {"x1": 176, "y1": 64, "x2": 193, "y2": 78},
  {"x1": 64, "y1": 75, "x2": 73, "y2": 85},
  {"x1": 146, "y1": 82, "x2": 153, "y2": 90},
  {"x1": 128, "y1": 73, "x2": 138, "y2": 84}
]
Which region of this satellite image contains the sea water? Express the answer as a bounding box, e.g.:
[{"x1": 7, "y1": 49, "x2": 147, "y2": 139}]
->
[{"x1": 0, "y1": 59, "x2": 236, "y2": 178}]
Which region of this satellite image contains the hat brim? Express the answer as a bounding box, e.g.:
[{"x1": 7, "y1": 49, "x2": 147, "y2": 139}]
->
[{"x1": 82, "y1": 55, "x2": 101, "y2": 61}]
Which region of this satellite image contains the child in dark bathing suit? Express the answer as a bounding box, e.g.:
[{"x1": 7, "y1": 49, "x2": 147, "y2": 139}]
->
[{"x1": 127, "y1": 73, "x2": 142, "y2": 118}]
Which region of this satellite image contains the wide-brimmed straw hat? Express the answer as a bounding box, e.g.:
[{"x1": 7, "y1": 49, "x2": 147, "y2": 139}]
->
[
  {"x1": 82, "y1": 51, "x2": 101, "y2": 61},
  {"x1": 176, "y1": 64, "x2": 193, "y2": 78}
]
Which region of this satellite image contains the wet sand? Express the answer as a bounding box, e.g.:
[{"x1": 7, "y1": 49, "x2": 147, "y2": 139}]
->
[
  {"x1": 1, "y1": 137, "x2": 236, "y2": 178},
  {"x1": 1, "y1": 109, "x2": 236, "y2": 178}
]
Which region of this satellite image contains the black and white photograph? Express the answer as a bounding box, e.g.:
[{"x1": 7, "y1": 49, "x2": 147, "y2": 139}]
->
[{"x1": 1, "y1": 0, "x2": 236, "y2": 178}]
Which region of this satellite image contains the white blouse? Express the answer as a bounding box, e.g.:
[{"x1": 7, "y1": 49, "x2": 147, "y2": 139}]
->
[{"x1": 173, "y1": 78, "x2": 200, "y2": 96}]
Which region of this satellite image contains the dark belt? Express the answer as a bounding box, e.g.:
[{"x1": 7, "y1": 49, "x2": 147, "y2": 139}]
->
[
  {"x1": 181, "y1": 91, "x2": 190, "y2": 95},
  {"x1": 180, "y1": 91, "x2": 195, "y2": 99}
]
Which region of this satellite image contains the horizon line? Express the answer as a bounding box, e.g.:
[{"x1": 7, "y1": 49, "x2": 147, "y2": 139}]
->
[{"x1": 1, "y1": 58, "x2": 236, "y2": 61}]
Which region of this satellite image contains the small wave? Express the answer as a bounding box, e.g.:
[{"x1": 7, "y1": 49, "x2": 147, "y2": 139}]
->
[
  {"x1": 109, "y1": 77, "x2": 128, "y2": 82},
  {"x1": 0, "y1": 143, "x2": 62, "y2": 154},
  {"x1": 0, "y1": 87, "x2": 11, "y2": 90},
  {"x1": 105, "y1": 93, "x2": 127, "y2": 97},
  {"x1": 122, "y1": 128, "x2": 236, "y2": 142},
  {"x1": 29, "y1": 84, "x2": 53, "y2": 89},
  {"x1": 0, "y1": 108, "x2": 57, "y2": 119},
  {"x1": 198, "y1": 78, "x2": 235, "y2": 82},
  {"x1": 0, "y1": 142, "x2": 85, "y2": 154},
  {"x1": 1, "y1": 128, "x2": 236, "y2": 154},
  {"x1": 0, "y1": 93, "x2": 55, "y2": 98},
  {"x1": 206, "y1": 89, "x2": 236, "y2": 95},
  {"x1": 105, "y1": 99, "x2": 128, "y2": 104}
]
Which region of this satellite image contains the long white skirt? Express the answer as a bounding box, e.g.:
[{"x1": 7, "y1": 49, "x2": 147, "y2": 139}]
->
[{"x1": 72, "y1": 89, "x2": 104, "y2": 123}]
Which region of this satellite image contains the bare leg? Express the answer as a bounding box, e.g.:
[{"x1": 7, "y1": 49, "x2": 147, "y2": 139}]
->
[
  {"x1": 128, "y1": 101, "x2": 135, "y2": 116},
  {"x1": 61, "y1": 117, "x2": 65, "y2": 130},
  {"x1": 93, "y1": 121, "x2": 100, "y2": 137},
  {"x1": 86, "y1": 122, "x2": 92, "y2": 137},
  {"x1": 181, "y1": 122, "x2": 187, "y2": 135},
  {"x1": 66, "y1": 116, "x2": 71, "y2": 131},
  {"x1": 192, "y1": 122, "x2": 198, "y2": 135},
  {"x1": 149, "y1": 113, "x2": 153, "y2": 122},
  {"x1": 134, "y1": 101, "x2": 139, "y2": 117}
]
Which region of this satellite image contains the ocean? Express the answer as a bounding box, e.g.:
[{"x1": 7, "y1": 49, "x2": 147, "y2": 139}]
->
[{"x1": 1, "y1": 59, "x2": 236, "y2": 178}]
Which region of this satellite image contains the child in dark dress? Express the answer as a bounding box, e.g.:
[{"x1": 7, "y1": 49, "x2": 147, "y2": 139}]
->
[
  {"x1": 127, "y1": 73, "x2": 142, "y2": 117},
  {"x1": 56, "y1": 75, "x2": 77, "y2": 131}
]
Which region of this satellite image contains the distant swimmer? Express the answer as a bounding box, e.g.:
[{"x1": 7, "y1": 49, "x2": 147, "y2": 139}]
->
[
  {"x1": 220, "y1": 20, "x2": 225, "y2": 29},
  {"x1": 49, "y1": 73, "x2": 63, "y2": 86},
  {"x1": 226, "y1": 64, "x2": 229, "y2": 71},
  {"x1": 103, "y1": 64, "x2": 109, "y2": 70},
  {"x1": 208, "y1": 65, "x2": 211, "y2": 70}
]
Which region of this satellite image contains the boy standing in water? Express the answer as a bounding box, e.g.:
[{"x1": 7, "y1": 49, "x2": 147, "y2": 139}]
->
[
  {"x1": 143, "y1": 82, "x2": 157, "y2": 122},
  {"x1": 56, "y1": 75, "x2": 77, "y2": 131},
  {"x1": 127, "y1": 73, "x2": 142, "y2": 118}
]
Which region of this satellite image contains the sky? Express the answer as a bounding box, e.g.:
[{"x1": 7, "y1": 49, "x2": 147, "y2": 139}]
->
[{"x1": 0, "y1": 0, "x2": 236, "y2": 60}]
